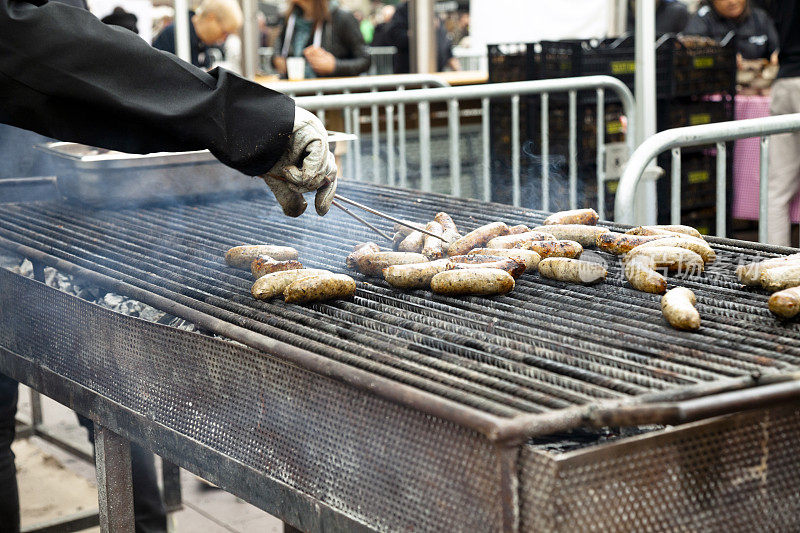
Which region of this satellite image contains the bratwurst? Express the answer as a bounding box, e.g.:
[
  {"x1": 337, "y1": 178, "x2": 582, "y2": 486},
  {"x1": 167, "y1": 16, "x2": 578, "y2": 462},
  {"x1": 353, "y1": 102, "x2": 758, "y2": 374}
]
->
[
  {"x1": 532, "y1": 225, "x2": 609, "y2": 247},
  {"x1": 537, "y1": 257, "x2": 607, "y2": 284},
  {"x1": 447, "y1": 222, "x2": 510, "y2": 256},
  {"x1": 430, "y1": 268, "x2": 515, "y2": 296},
  {"x1": 661, "y1": 287, "x2": 700, "y2": 331},
  {"x1": 251, "y1": 256, "x2": 304, "y2": 279},
  {"x1": 225, "y1": 245, "x2": 299, "y2": 269},
  {"x1": 284, "y1": 273, "x2": 356, "y2": 304},
  {"x1": 382, "y1": 259, "x2": 450, "y2": 289},
  {"x1": 355, "y1": 251, "x2": 428, "y2": 276},
  {"x1": 543, "y1": 208, "x2": 599, "y2": 226},
  {"x1": 251, "y1": 269, "x2": 331, "y2": 300},
  {"x1": 447, "y1": 254, "x2": 525, "y2": 278}
]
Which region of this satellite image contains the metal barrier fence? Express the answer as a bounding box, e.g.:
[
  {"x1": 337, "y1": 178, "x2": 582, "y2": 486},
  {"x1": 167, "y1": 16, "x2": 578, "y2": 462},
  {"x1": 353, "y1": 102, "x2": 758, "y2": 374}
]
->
[
  {"x1": 366, "y1": 46, "x2": 398, "y2": 75},
  {"x1": 294, "y1": 75, "x2": 635, "y2": 219},
  {"x1": 614, "y1": 113, "x2": 800, "y2": 241},
  {"x1": 263, "y1": 73, "x2": 450, "y2": 97}
]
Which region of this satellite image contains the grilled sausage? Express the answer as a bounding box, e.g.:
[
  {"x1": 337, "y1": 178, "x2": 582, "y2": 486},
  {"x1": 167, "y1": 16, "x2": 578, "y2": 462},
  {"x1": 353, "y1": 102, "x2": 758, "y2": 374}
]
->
[
  {"x1": 631, "y1": 236, "x2": 716, "y2": 264},
  {"x1": 736, "y1": 253, "x2": 800, "y2": 286},
  {"x1": 532, "y1": 225, "x2": 609, "y2": 247},
  {"x1": 467, "y1": 248, "x2": 542, "y2": 272},
  {"x1": 392, "y1": 232, "x2": 405, "y2": 251},
  {"x1": 434, "y1": 212, "x2": 462, "y2": 249},
  {"x1": 538, "y1": 257, "x2": 607, "y2": 284},
  {"x1": 422, "y1": 221, "x2": 446, "y2": 260},
  {"x1": 624, "y1": 256, "x2": 667, "y2": 294},
  {"x1": 251, "y1": 256, "x2": 304, "y2": 279},
  {"x1": 448, "y1": 221, "x2": 510, "y2": 256},
  {"x1": 625, "y1": 225, "x2": 704, "y2": 239},
  {"x1": 225, "y1": 245, "x2": 299, "y2": 269},
  {"x1": 346, "y1": 242, "x2": 381, "y2": 270},
  {"x1": 486, "y1": 231, "x2": 556, "y2": 249},
  {"x1": 399, "y1": 228, "x2": 427, "y2": 253},
  {"x1": 661, "y1": 287, "x2": 700, "y2": 330},
  {"x1": 526, "y1": 240, "x2": 583, "y2": 259},
  {"x1": 768, "y1": 286, "x2": 800, "y2": 318},
  {"x1": 430, "y1": 268, "x2": 515, "y2": 296},
  {"x1": 543, "y1": 208, "x2": 599, "y2": 226},
  {"x1": 624, "y1": 246, "x2": 704, "y2": 273},
  {"x1": 596, "y1": 232, "x2": 670, "y2": 255},
  {"x1": 760, "y1": 264, "x2": 800, "y2": 292},
  {"x1": 382, "y1": 259, "x2": 450, "y2": 289},
  {"x1": 393, "y1": 221, "x2": 426, "y2": 237},
  {"x1": 447, "y1": 254, "x2": 525, "y2": 279},
  {"x1": 284, "y1": 273, "x2": 356, "y2": 303},
  {"x1": 251, "y1": 269, "x2": 331, "y2": 300},
  {"x1": 508, "y1": 224, "x2": 531, "y2": 235},
  {"x1": 355, "y1": 251, "x2": 428, "y2": 276}
]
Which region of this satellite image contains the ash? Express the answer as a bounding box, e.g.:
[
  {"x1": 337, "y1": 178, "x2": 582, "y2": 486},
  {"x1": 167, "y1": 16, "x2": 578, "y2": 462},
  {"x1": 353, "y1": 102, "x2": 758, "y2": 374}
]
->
[{"x1": 4, "y1": 254, "x2": 199, "y2": 332}]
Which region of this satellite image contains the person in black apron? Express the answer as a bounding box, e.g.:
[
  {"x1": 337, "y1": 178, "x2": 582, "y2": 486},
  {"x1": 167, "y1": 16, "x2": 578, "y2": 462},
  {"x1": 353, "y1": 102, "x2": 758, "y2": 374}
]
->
[{"x1": 0, "y1": 0, "x2": 338, "y2": 529}]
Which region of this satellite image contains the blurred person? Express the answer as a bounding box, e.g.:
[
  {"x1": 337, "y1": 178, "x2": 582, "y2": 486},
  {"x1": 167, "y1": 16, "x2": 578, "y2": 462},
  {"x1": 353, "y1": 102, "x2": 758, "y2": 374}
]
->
[
  {"x1": 380, "y1": 1, "x2": 459, "y2": 73},
  {"x1": 765, "y1": 0, "x2": 800, "y2": 246},
  {"x1": 371, "y1": 3, "x2": 395, "y2": 47},
  {"x1": 101, "y1": 6, "x2": 138, "y2": 34},
  {"x1": 684, "y1": 0, "x2": 779, "y2": 63},
  {"x1": 152, "y1": 0, "x2": 243, "y2": 69},
  {"x1": 354, "y1": 9, "x2": 374, "y2": 44},
  {"x1": 272, "y1": 0, "x2": 371, "y2": 78},
  {"x1": 626, "y1": 0, "x2": 689, "y2": 35},
  {"x1": 0, "y1": 0, "x2": 338, "y2": 529}
]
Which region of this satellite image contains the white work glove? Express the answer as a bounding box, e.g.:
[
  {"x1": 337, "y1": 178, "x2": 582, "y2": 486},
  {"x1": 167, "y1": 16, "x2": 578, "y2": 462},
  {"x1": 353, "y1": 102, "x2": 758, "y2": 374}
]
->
[{"x1": 262, "y1": 107, "x2": 338, "y2": 217}]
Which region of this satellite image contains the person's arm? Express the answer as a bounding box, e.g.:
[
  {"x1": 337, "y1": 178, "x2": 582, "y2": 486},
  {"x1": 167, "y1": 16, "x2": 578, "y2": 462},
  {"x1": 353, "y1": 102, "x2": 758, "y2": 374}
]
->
[
  {"x1": 272, "y1": 21, "x2": 288, "y2": 75},
  {"x1": 330, "y1": 10, "x2": 371, "y2": 77},
  {"x1": 0, "y1": 0, "x2": 294, "y2": 176}
]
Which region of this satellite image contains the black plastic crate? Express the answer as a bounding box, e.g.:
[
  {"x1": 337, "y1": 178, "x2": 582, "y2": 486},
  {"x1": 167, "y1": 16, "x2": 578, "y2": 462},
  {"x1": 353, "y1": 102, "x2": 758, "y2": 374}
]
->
[
  {"x1": 656, "y1": 150, "x2": 733, "y2": 231},
  {"x1": 488, "y1": 43, "x2": 534, "y2": 84},
  {"x1": 658, "y1": 94, "x2": 735, "y2": 130}
]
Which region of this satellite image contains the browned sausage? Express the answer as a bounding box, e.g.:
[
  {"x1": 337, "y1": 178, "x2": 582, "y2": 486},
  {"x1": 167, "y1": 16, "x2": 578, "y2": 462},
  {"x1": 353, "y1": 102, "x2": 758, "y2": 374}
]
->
[
  {"x1": 625, "y1": 225, "x2": 704, "y2": 239},
  {"x1": 447, "y1": 254, "x2": 525, "y2": 279},
  {"x1": 527, "y1": 240, "x2": 583, "y2": 259},
  {"x1": 486, "y1": 231, "x2": 556, "y2": 249},
  {"x1": 768, "y1": 286, "x2": 800, "y2": 318},
  {"x1": 225, "y1": 245, "x2": 299, "y2": 269},
  {"x1": 736, "y1": 253, "x2": 800, "y2": 286},
  {"x1": 448, "y1": 222, "x2": 510, "y2": 256},
  {"x1": 532, "y1": 225, "x2": 609, "y2": 247},
  {"x1": 393, "y1": 220, "x2": 426, "y2": 237},
  {"x1": 624, "y1": 246, "x2": 704, "y2": 273},
  {"x1": 543, "y1": 208, "x2": 599, "y2": 226},
  {"x1": 661, "y1": 287, "x2": 700, "y2": 330},
  {"x1": 624, "y1": 256, "x2": 667, "y2": 294},
  {"x1": 631, "y1": 235, "x2": 716, "y2": 264},
  {"x1": 251, "y1": 256, "x2": 304, "y2": 279},
  {"x1": 434, "y1": 212, "x2": 462, "y2": 249},
  {"x1": 430, "y1": 268, "x2": 515, "y2": 296},
  {"x1": 346, "y1": 242, "x2": 381, "y2": 270},
  {"x1": 284, "y1": 273, "x2": 357, "y2": 303},
  {"x1": 508, "y1": 224, "x2": 531, "y2": 234},
  {"x1": 596, "y1": 232, "x2": 670, "y2": 255},
  {"x1": 251, "y1": 269, "x2": 331, "y2": 300},
  {"x1": 467, "y1": 248, "x2": 541, "y2": 272},
  {"x1": 422, "y1": 221, "x2": 445, "y2": 260},
  {"x1": 538, "y1": 257, "x2": 607, "y2": 284},
  {"x1": 398, "y1": 229, "x2": 426, "y2": 253},
  {"x1": 760, "y1": 264, "x2": 800, "y2": 292},
  {"x1": 383, "y1": 259, "x2": 450, "y2": 289},
  {"x1": 355, "y1": 251, "x2": 428, "y2": 276}
]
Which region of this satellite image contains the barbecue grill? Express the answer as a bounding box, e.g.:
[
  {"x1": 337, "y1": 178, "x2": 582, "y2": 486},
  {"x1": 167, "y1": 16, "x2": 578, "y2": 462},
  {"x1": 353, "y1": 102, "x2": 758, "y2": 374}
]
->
[{"x1": 1, "y1": 180, "x2": 800, "y2": 531}]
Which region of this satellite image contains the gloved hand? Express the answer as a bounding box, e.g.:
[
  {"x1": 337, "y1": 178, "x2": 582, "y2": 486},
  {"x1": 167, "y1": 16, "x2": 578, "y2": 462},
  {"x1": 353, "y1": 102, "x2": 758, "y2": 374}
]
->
[{"x1": 262, "y1": 107, "x2": 338, "y2": 217}]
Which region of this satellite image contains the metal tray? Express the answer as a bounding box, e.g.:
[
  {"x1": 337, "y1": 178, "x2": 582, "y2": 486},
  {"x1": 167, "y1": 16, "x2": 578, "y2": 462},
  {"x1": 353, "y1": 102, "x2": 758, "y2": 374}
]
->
[{"x1": 38, "y1": 132, "x2": 356, "y2": 206}]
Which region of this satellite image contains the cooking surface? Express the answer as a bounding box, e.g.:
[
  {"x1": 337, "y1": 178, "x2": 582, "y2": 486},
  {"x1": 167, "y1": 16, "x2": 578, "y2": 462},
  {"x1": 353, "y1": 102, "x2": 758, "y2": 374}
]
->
[{"x1": 1, "y1": 181, "x2": 799, "y2": 420}]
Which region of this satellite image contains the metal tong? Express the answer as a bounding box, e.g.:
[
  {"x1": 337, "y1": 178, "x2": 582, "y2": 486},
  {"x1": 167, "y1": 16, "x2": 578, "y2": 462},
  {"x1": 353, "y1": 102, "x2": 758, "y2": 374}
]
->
[{"x1": 332, "y1": 194, "x2": 448, "y2": 242}]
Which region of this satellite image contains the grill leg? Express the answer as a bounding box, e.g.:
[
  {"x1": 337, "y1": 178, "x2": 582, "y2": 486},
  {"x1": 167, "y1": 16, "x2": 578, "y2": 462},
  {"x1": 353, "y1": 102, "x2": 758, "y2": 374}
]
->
[
  {"x1": 161, "y1": 458, "x2": 182, "y2": 533},
  {"x1": 94, "y1": 423, "x2": 135, "y2": 532}
]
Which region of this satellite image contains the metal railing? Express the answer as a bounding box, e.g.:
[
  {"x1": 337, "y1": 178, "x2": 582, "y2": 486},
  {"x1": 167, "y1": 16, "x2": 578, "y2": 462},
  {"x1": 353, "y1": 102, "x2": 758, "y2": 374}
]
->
[
  {"x1": 262, "y1": 73, "x2": 451, "y2": 97},
  {"x1": 366, "y1": 46, "x2": 398, "y2": 75},
  {"x1": 295, "y1": 75, "x2": 635, "y2": 218},
  {"x1": 615, "y1": 113, "x2": 800, "y2": 240}
]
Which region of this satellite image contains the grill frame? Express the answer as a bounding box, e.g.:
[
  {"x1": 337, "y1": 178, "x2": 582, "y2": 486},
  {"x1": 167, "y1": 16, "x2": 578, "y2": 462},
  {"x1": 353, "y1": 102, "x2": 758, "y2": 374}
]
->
[{"x1": 3, "y1": 181, "x2": 800, "y2": 531}]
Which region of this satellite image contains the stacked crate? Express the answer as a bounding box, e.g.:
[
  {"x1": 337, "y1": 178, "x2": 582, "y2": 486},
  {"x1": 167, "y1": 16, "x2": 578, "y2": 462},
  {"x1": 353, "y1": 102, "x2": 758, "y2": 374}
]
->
[{"x1": 488, "y1": 36, "x2": 736, "y2": 231}]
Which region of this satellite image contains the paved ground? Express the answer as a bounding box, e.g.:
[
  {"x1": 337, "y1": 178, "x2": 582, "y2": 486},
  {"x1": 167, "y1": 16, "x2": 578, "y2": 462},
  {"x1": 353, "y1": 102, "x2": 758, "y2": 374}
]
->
[{"x1": 15, "y1": 385, "x2": 284, "y2": 533}]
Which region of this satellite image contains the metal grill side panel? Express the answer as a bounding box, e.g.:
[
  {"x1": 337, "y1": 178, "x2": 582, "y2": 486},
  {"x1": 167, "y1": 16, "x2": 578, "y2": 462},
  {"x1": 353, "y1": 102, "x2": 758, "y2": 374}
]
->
[
  {"x1": 0, "y1": 270, "x2": 505, "y2": 532},
  {"x1": 520, "y1": 404, "x2": 800, "y2": 532}
]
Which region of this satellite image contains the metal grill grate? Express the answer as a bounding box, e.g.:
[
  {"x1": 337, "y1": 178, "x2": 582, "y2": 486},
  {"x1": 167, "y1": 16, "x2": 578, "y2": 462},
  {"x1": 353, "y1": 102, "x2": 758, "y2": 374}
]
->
[{"x1": 1, "y1": 181, "x2": 799, "y2": 423}]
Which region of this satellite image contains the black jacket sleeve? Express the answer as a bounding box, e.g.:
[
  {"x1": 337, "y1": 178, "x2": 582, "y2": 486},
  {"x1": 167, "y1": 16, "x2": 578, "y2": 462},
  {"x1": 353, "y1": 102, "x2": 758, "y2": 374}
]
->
[
  {"x1": 0, "y1": 0, "x2": 294, "y2": 176},
  {"x1": 330, "y1": 9, "x2": 371, "y2": 77}
]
